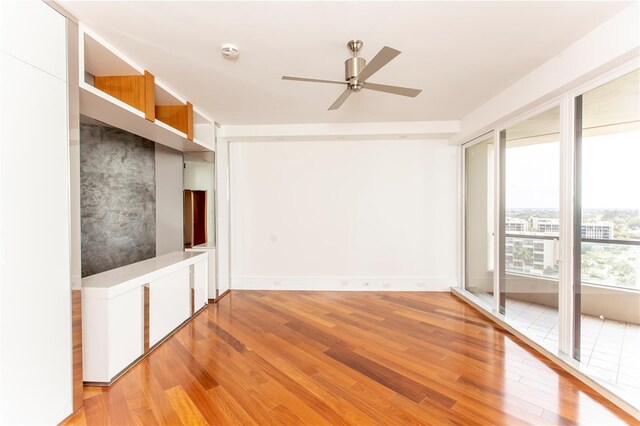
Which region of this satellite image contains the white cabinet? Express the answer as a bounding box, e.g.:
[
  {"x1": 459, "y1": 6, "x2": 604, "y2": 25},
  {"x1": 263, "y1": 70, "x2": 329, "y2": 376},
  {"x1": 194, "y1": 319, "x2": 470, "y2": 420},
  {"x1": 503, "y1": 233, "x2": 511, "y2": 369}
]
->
[
  {"x1": 82, "y1": 251, "x2": 207, "y2": 384},
  {"x1": 83, "y1": 286, "x2": 144, "y2": 382}
]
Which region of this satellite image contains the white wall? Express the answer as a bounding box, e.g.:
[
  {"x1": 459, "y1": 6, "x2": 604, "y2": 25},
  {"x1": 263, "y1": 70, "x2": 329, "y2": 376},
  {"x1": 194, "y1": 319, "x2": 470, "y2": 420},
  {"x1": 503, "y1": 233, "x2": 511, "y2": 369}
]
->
[
  {"x1": 0, "y1": 1, "x2": 73, "y2": 423},
  {"x1": 216, "y1": 139, "x2": 230, "y2": 294},
  {"x1": 230, "y1": 139, "x2": 458, "y2": 291},
  {"x1": 184, "y1": 159, "x2": 215, "y2": 244},
  {"x1": 155, "y1": 144, "x2": 183, "y2": 255}
]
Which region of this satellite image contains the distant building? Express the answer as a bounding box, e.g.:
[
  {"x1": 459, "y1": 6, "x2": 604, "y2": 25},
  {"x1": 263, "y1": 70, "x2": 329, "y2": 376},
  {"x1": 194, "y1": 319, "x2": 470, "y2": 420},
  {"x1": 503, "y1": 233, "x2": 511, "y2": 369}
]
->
[
  {"x1": 505, "y1": 236, "x2": 556, "y2": 275},
  {"x1": 532, "y1": 217, "x2": 559, "y2": 234},
  {"x1": 527, "y1": 217, "x2": 613, "y2": 239},
  {"x1": 505, "y1": 217, "x2": 614, "y2": 276},
  {"x1": 581, "y1": 222, "x2": 613, "y2": 239},
  {"x1": 506, "y1": 217, "x2": 528, "y2": 233}
]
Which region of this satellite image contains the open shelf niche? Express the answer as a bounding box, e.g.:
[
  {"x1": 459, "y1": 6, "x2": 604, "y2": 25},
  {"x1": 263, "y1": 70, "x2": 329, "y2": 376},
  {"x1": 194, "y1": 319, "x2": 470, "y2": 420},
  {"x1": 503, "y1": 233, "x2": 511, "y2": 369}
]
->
[
  {"x1": 79, "y1": 24, "x2": 214, "y2": 152},
  {"x1": 94, "y1": 71, "x2": 155, "y2": 122},
  {"x1": 154, "y1": 81, "x2": 193, "y2": 141}
]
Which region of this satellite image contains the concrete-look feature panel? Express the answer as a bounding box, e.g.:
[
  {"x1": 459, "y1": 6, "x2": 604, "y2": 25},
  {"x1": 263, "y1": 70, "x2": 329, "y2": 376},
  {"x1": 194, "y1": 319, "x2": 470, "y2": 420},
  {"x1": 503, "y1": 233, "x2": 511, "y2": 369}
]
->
[
  {"x1": 155, "y1": 144, "x2": 184, "y2": 256},
  {"x1": 81, "y1": 123, "x2": 156, "y2": 277}
]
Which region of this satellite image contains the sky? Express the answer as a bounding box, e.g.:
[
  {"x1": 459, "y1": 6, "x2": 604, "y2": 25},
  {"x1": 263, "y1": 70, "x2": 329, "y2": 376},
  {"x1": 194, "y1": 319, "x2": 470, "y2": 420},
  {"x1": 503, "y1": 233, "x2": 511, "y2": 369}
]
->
[{"x1": 505, "y1": 131, "x2": 640, "y2": 210}]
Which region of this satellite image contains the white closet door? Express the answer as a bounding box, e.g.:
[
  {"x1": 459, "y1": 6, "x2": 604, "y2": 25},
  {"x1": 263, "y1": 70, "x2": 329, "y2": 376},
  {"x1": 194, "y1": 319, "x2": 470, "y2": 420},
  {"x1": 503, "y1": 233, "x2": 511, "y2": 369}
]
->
[
  {"x1": 0, "y1": 2, "x2": 71, "y2": 424},
  {"x1": 0, "y1": 0, "x2": 67, "y2": 80}
]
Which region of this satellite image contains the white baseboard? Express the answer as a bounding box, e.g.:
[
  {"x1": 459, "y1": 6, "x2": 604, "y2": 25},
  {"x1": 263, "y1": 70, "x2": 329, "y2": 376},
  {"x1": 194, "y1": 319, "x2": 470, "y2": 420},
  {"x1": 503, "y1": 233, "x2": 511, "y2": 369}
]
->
[{"x1": 231, "y1": 276, "x2": 455, "y2": 291}]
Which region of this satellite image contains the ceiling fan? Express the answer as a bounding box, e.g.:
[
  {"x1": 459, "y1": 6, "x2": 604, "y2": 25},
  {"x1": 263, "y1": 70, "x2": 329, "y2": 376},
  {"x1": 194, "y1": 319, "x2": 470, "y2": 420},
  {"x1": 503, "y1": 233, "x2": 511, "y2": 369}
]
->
[{"x1": 282, "y1": 40, "x2": 422, "y2": 111}]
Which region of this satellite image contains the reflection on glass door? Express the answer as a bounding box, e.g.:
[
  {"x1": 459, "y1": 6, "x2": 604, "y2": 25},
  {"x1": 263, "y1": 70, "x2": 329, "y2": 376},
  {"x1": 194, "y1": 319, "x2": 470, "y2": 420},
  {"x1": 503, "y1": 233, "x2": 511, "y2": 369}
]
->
[
  {"x1": 465, "y1": 135, "x2": 495, "y2": 306},
  {"x1": 575, "y1": 69, "x2": 640, "y2": 405},
  {"x1": 499, "y1": 106, "x2": 561, "y2": 352}
]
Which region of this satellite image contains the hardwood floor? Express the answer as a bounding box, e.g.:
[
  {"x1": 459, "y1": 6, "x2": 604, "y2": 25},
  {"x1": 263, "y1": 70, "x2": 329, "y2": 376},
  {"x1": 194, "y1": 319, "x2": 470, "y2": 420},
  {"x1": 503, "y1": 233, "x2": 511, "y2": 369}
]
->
[{"x1": 63, "y1": 291, "x2": 636, "y2": 425}]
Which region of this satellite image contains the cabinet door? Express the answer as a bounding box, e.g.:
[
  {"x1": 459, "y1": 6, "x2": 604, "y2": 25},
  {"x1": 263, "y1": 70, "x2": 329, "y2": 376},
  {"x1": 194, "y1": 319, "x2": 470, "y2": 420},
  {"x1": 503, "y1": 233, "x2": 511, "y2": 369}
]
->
[
  {"x1": 107, "y1": 287, "x2": 144, "y2": 380},
  {"x1": 149, "y1": 268, "x2": 190, "y2": 347},
  {"x1": 193, "y1": 260, "x2": 208, "y2": 311}
]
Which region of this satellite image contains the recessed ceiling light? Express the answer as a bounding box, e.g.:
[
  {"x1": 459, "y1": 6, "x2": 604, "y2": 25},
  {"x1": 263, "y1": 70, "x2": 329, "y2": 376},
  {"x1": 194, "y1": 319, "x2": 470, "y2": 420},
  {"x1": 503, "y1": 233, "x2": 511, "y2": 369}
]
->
[{"x1": 221, "y1": 44, "x2": 239, "y2": 60}]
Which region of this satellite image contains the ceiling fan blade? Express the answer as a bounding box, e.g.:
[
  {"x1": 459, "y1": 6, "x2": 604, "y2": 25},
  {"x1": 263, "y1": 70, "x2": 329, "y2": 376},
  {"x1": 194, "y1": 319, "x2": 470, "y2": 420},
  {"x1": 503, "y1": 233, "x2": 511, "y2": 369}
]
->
[
  {"x1": 282, "y1": 75, "x2": 347, "y2": 85},
  {"x1": 357, "y1": 46, "x2": 401, "y2": 82},
  {"x1": 328, "y1": 89, "x2": 352, "y2": 110},
  {"x1": 363, "y1": 82, "x2": 422, "y2": 97}
]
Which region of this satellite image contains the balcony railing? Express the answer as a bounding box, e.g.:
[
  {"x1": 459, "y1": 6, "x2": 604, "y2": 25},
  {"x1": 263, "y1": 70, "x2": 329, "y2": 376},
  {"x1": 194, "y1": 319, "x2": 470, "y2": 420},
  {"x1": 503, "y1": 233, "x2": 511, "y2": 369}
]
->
[
  {"x1": 505, "y1": 233, "x2": 558, "y2": 240},
  {"x1": 504, "y1": 233, "x2": 639, "y2": 291}
]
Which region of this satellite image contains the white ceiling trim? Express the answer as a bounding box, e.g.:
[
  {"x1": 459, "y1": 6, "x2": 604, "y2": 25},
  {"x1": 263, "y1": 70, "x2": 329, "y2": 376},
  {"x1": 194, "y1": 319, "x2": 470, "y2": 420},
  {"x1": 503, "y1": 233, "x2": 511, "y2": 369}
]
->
[{"x1": 219, "y1": 120, "x2": 459, "y2": 142}]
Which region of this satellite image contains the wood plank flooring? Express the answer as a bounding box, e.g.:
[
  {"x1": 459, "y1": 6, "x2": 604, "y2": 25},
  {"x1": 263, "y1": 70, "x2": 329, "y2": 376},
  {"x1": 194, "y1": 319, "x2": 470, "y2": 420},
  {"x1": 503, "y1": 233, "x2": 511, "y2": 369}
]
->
[{"x1": 63, "y1": 291, "x2": 636, "y2": 425}]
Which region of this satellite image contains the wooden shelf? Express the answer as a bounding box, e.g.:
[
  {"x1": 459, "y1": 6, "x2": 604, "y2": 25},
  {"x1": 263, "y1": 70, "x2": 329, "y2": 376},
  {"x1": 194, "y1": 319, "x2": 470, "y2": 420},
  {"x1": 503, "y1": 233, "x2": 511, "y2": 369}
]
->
[
  {"x1": 94, "y1": 71, "x2": 155, "y2": 121},
  {"x1": 155, "y1": 102, "x2": 193, "y2": 140},
  {"x1": 80, "y1": 83, "x2": 211, "y2": 152},
  {"x1": 79, "y1": 24, "x2": 214, "y2": 153}
]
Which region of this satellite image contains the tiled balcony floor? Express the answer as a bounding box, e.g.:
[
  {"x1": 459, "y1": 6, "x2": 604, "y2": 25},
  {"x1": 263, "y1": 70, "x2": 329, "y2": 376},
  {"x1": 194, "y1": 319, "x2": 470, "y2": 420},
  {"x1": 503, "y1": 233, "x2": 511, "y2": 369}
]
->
[{"x1": 471, "y1": 290, "x2": 640, "y2": 407}]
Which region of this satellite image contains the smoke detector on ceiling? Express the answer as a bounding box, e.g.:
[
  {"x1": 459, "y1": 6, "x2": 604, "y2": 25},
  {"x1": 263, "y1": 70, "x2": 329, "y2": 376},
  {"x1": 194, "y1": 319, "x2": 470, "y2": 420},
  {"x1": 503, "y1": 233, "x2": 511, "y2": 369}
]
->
[{"x1": 221, "y1": 44, "x2": 239, "y2": 59}]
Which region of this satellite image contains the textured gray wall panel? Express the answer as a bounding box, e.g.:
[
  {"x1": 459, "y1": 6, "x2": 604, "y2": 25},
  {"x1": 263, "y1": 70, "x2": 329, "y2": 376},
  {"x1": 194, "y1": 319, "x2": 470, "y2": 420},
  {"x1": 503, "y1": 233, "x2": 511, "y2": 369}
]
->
[{"x1": 81, "y1": 123, "x2": 156, "y2": 277}]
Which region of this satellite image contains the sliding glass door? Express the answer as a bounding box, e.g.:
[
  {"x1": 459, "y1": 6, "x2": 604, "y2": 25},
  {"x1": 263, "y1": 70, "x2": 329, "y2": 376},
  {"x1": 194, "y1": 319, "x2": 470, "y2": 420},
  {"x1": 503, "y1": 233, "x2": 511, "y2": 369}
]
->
[
  {"x1": 464, "y1": 134, "x2": 495, "y2": 306},
  {"x1": 499, "y1": 106, "x2": 561, "y2": 351},
  {"x1": 461, "y1": 65, "x2": 640, "y2": 409},
  {"x1": 574, "y1": 69, "x2": 640, "y2": 404}
]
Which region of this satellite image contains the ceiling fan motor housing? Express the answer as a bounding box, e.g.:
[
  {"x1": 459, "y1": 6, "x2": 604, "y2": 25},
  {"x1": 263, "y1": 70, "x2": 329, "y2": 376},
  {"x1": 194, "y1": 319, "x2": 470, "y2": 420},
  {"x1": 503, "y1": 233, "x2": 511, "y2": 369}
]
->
[{"x1": 345, "y1": 57, "x2": 366, "y2": 90}]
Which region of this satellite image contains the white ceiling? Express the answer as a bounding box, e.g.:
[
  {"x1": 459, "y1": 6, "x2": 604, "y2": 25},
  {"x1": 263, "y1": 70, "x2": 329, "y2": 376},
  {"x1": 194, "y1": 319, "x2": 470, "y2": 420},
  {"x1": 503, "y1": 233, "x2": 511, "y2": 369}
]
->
[{"x1": 59, "y1": 1, "x2": 631, "y2": 125}]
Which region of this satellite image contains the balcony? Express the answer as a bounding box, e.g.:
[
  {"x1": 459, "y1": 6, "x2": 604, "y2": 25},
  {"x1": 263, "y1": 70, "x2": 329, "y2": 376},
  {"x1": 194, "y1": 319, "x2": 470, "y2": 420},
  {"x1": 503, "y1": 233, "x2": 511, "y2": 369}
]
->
[
  {"x1": 471, "y1": 290, "x2": 640, "y2": 408},
  {"x1": 470, "y1": 233, "x2": 639, "y2": 407}
]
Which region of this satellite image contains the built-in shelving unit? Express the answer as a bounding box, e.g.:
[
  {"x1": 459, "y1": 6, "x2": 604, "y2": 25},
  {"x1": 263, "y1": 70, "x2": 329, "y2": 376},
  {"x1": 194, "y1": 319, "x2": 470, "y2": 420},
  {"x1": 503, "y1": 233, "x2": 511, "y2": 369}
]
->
[
  {"x1": 154, "y1": 80, "x2": 193, "y2": 140},
  {"x1": 79, "y1": 24, "x2": 214, "y2": 152}
]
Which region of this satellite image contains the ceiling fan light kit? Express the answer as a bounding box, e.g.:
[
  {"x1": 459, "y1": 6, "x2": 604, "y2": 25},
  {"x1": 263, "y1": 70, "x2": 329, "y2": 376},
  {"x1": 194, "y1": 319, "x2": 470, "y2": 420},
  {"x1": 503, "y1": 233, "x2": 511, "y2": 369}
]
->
[{"x1": 282, "y1": 39, "x2": 422, "y2": 110}]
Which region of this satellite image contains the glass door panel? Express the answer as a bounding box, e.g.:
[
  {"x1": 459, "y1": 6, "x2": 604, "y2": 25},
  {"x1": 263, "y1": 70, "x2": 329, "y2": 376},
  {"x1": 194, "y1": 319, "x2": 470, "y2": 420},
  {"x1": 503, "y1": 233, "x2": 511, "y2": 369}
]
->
[
  {"x1": 465, "y1": 135, "x2": 495, "y2": 306},
  {"x1": 500, "y1": 107, "x2": 561, "y2": 352},
  {"x1": 575, "y1": 69, "x2": 640, "y2": 406}
]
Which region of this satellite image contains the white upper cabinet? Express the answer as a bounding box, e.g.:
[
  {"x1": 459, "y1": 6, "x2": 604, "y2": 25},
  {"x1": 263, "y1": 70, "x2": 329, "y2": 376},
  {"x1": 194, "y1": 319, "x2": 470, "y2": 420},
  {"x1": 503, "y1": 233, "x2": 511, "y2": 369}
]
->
[{"x1": 1, "y1": 0, "x2": 67, "y2": 81}]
